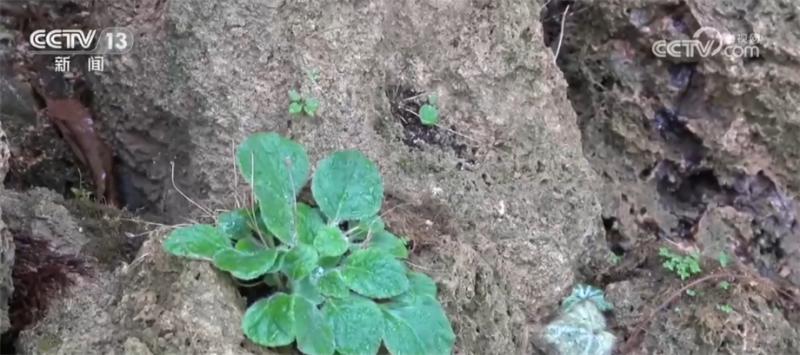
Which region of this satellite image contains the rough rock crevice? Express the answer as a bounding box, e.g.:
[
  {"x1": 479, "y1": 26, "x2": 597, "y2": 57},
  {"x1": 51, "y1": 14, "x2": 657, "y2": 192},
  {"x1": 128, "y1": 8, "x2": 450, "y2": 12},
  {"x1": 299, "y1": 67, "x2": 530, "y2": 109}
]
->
[{"x1": 543, "y1": 0, "x2": 800, "y2": 352}]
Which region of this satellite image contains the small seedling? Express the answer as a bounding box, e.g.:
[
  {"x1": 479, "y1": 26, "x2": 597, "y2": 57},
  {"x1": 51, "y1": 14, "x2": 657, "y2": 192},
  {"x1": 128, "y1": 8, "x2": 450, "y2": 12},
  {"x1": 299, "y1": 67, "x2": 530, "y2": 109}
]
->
[
  {"x1": 608, "y1": 253, "x2": 622, "y2": 265},
  {"x1": 718, "y1": 281, "x2": 731, "y2": 290},
  {"x1": 306, "y1": 69, "x2": 320, "y2": 84},
  {"x1": 717, "y1": 252, "x2": 731, "y2": 268},
  {"x1": 419, "y1": 94, "x2": 439, "y2": 126},
  {"x1": 659, "y1": 247, "x2": 702, "y2": 280},
  {"x1": 71, "y1": 186, "x2": 94, "y2": 201},
  {"x1": 288, "y1": 89, "x2": 320, "y2": 117},
  {"x1": 545, "y1": 284, "x2": 615, "y2": 355},
  {"x1": 716, "y1": 304, "x2": 734, "y2": 314},
  {"x1": 685, "y1": 289, "x2": 697, "y2": 297},
  {"x1": 164, "y1": 133, "x2": 454, "y2": 355}
]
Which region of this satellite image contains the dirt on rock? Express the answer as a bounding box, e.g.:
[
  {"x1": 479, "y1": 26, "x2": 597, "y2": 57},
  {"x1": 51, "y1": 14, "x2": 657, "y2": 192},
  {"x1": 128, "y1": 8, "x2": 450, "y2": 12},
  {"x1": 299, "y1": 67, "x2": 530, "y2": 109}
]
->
[
  {"x1": 543, "y1": 0, "x2": 800, "y2": 353},
  {"x1": 0, "y1": 187, "x2": 276, "y2": 354},
  {"x1": 16, "y1": 229, "x2": 281, "y2": 355}
]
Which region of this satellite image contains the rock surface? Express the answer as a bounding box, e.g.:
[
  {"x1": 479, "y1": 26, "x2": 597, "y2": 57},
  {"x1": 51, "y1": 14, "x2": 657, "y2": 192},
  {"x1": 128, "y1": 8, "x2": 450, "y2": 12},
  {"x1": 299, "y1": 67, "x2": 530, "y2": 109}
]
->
[
  {"x1": 3, "y1": 188, "x2": 276, "y2": 354},
  {"x1": 551, "y1": 0, "x2": 800, "y2": 285},
  {"x1": 64, "y1": 0, "x2": 609, "y2": 353},
  {"x1": 0, "y1": 121, "x2": 12, "y2": 334},
  {"x1": 545, "y1": 0, "x2": 800, "y2": 353},
  {"x1": 606, "y1": 277, "x2": 800, "y2": 354}
]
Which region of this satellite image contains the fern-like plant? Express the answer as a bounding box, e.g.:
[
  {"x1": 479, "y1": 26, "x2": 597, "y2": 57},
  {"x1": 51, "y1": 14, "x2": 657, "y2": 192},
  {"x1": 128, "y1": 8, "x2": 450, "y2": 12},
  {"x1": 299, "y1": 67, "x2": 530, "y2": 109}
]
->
[{"x1": 545, "y1": 284, "x2": 615, "y2": 355}]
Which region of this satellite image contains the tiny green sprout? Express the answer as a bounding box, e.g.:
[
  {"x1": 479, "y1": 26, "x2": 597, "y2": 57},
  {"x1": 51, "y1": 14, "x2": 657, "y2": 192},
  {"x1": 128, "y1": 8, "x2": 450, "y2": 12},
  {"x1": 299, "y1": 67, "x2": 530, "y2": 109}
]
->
[
  {"x1": 685, "y1": 289, "x2": 697, "y2": 297},
  {"x1": 717, "y1": 304, "x2": 734, "y2": 314},
  {"x1": 288, "y1": 89, "x2": 320, "y2": 117},
  {"x1": 419, "y1": 94, "x2": 439, "y2": 126},
  {"x1": 306, "y1": 69, "x2": 320, "y2": 84},
  {"x1": 163, "y1": 133, "x2": 454, "y2": 355},
  {"x1": 608, "y1": 253, "x2": 622, "y2": 265},
  {"x1": 718, "y1": 252, "x2": 731, "y2": 268},
  {"x1": 718, "y1": 281, "x2": 731, "y2": 290},
  {"x1": 71, "y1": 186, "x2": 94, "y2": 201},
  {"x1": 659, "y1": 247, "x2": 702, "y2": 280}
]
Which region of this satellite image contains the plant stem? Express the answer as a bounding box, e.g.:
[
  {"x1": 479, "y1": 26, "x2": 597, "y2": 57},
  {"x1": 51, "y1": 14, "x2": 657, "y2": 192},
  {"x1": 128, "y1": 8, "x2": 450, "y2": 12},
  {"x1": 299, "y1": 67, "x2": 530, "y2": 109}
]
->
[
  {"x1": 235, "y1": 279, "x2": 265, "y2": 287},
  {"x1": 267, "y1": 273, "x2": 284, "y2": 290},
  {"x1": 620, "y1": 272, "x2": 735, "y2": 353}
]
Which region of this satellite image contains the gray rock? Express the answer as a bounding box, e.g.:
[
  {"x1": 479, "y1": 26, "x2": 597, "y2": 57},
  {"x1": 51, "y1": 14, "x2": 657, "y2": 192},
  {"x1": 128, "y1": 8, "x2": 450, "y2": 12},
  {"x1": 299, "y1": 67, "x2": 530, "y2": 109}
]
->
[
  {"x1": 549, "y1": 0, "x2": 800, "y2": 352},
  {"x1": 0, "y1": 121, "x2": 12, "y2": 334},
  {"x1": 0, "y1": 121, "x2": 8, "y2": 181},
  {"x1": 75, "y1": 0, "x2": 608, "y2": 353},
  {"x1": 7, "y1": 189, "x2": 276, "y2": 354}
]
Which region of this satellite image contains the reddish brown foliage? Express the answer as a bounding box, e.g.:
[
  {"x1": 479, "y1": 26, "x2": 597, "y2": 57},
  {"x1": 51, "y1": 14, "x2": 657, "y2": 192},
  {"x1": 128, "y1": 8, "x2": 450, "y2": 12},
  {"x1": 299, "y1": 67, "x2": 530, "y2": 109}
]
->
[{"x1": 8, "y1": 233, "x2": 87, "y2": 331}]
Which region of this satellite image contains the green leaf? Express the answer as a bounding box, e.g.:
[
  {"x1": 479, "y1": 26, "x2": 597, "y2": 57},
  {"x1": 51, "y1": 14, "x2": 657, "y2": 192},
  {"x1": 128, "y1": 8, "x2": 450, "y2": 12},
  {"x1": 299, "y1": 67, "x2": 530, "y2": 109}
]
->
[
  {"x1": 217, "y1": 209, "x2": 251, "y2": 240},
  {"x1": 419, "y1": 104, "x2": 439, "y2": 126},
  {"x1": 212, "y1": 248, "x2": 277, "y2": 280},
  {"x1": 237, "y1": 133, "x2": 309, "y2": 244},
  {"x1": 163, "y1": 224, "x2": 230, "y2": 260},
  {"x1": 293, "y1": 275, "x2": 325, "y2": 305},
  {"x1": 351, "y1": 216, "x2": 385, "y2": 241},
  {"x1": 242, "y1": 293, "x2": 295, "y2": 347},
  {"x1": 235, "y1": 236, "x2": 263, "y2": 253},
  {"x1": 250, "y1": 207, "x2": 270, "y2": 236},
  {"x1": 342, "y1": 249, "x2": 408, "y2": 298},
  {"x1": 319, "y1": 270, "x2": 350, "y2": 299},
  {"x1": 266, "y1": 251, "x2": 286, "y2": 273},
  {"x1": 304, "y1": 97, "x2": 320, "y2": 117},
  {"x1": 294, "y1": 296, "x2": 335, "y2": 355},
  {"x1": 394, "y1": 272, "x2": 437, "y2": 304},
  {"x1": 289, "y1": 101, "x2": 304, "y2": 114},
  {"x1": 324, "y1": 296, "x2": 384, "y2": 355},
  {"x1": 297, "y1": 204, "x2": 326, "y2": 245},
  {"x1": 289, "y1": 89, "x2": 302, "y2": 102},
  {"x1": 283, "y1": 244, "x2": 320, "y2": 280},
  {"x1": 312, "y1": 150, "x2": 384, "y2": 222},
  {"x1": 314, "y1": 226, "x2": 349, "y2": 257},
  {"x1": 718, "y1": 252, "x2": 731, "y2": 268},
  {"x1": 382, "y1": 296, "x2": 455, "y2": 355},
  {"x1": 319, "y1": 256, "x2": 341, "y2": 268},
  {"x1": 369, "y1": 231, "x2": 408, "y2": 259}
]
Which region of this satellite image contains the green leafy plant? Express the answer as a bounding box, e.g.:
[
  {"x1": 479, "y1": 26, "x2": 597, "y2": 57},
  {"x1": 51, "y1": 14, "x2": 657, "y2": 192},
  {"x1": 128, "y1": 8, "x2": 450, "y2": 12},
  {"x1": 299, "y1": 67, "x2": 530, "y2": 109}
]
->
[
  {"x1": 659, "y1": 247, "x2": 702, "y2": 280},
  {"x1": 716, "y1": 304, "x2": 734, "y2": 314},
  {"x1": 717, "y1": 252, "x2": 731, "y2": 268},
  {"x1": 418, "y1": 94, "x2": 439, "y2": 126},
  {"x1": 163, "y1": 132, "x2": 454, "y2": 355},
  {"x1": 607, "y1": 253, "x2": 622, "y2": 265},
  {"x1": 718, "y1": 281, "x2": 731, "y2": 290},
  {"x1": 545, "y1": 284, "x2": 615, "y2": 355},
  {"x1": 289, "y1": 89, "x2": 320, "y2": 117}
]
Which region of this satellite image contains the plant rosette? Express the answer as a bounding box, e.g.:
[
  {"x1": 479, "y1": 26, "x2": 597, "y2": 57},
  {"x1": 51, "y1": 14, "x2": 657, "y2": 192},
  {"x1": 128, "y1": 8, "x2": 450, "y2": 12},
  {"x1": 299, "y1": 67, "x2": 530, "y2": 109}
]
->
[{"x1": 164, "y1": 132, "x2": 455, "y2": 355}]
